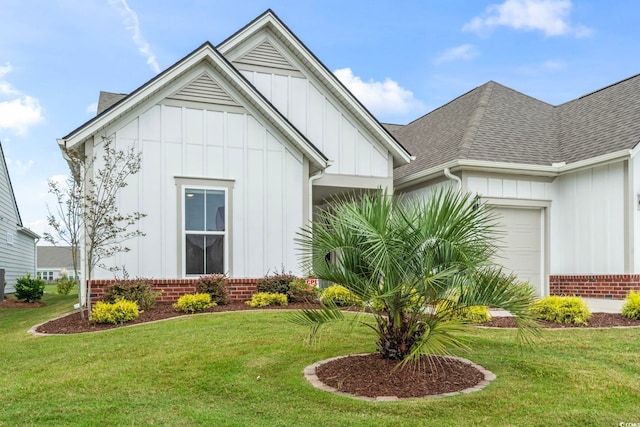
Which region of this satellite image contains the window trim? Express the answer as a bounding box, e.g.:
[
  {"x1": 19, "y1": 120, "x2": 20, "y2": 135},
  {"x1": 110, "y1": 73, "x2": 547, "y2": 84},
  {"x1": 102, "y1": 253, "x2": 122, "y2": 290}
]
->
[{"x1": 175, "y1": 177, "x2": 235, "y2": 278}]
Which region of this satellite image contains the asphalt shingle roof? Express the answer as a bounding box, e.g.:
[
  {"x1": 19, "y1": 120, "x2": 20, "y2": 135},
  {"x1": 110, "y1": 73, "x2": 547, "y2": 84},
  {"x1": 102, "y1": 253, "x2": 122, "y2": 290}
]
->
[
  {"x1": 37, "y1": 246, "x2": 80, "y2": 269},
  {"x1": 393, "y1": 74, "x2": 640, "y2": 181}
]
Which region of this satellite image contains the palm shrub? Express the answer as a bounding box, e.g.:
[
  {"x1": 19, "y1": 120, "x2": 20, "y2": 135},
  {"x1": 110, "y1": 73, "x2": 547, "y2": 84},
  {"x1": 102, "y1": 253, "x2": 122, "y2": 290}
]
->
[{"x1": 291, "y1": 189, "x2": 538, "y2": 365}]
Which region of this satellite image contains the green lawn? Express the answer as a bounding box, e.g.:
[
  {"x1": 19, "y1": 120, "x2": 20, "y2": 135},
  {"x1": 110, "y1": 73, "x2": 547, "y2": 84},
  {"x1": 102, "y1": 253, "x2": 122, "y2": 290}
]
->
[{"x1": 1, "y1": 293, "x2": 639, "y2": 426}]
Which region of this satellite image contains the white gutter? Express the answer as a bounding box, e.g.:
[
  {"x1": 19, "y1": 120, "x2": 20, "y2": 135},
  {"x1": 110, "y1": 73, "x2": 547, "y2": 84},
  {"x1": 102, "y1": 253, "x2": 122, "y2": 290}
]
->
[
  {"x1": 444, "y1": 167, "x2": 462, "y2": 190},
  {"x1": 395, "y1": 150, "x2": 633, "y2": 190}
]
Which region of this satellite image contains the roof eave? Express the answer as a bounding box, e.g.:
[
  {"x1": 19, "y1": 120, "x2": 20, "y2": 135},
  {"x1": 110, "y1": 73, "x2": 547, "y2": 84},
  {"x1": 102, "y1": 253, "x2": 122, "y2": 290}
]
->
[{"x1": 395, "y1": 150, "x2": 633, "y2": 190}]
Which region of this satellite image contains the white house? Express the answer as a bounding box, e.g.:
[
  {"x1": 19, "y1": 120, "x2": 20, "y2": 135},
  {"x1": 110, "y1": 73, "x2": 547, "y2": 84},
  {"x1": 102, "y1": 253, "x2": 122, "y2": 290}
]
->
[
  {"x1": 392, "y1": 77, "x2": 640, "y2": 298},
  {"x1": 0, "y1": 141, "x2": 39, "y2": 293},
  {"x1": 59, "y1": 10, "x2": 640, "y2": 302},
  {"x1": 57, "y1": 10, "x2": 412, "y2": 302},
  {"x1": 37, "y1": 246, "x2": 81, "y2": 282}
]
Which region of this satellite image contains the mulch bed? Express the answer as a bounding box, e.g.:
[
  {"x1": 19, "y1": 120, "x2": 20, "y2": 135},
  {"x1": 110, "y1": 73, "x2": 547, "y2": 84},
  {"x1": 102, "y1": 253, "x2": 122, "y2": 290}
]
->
[
  {"x1": 316, "y1": 353, "x2": 485, "y2": 398},
  {"x1": 33, "y1": 301, "x2": 317, "y2": 334},
  {"x1": 0, "y1": 298, "x2": 45, "y2": 308},
  {"x1": 480, "y1": 313, "x2": 640, "y2": 328}
]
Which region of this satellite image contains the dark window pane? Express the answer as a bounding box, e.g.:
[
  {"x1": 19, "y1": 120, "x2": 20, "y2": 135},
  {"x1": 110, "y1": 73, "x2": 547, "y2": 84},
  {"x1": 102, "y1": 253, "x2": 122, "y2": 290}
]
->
[
  {"x1": 185, "y1": 189, "x2": 205, "y2": 231},
  {"x1": 205, "y1": 235, "x2": 224, "y2": 274},
  {"x1": 205, "y1": 190, "x2": 225, "y2": 231},
  {"x1": 185, "y1": 234, "x2": 205, "y2": 275}
]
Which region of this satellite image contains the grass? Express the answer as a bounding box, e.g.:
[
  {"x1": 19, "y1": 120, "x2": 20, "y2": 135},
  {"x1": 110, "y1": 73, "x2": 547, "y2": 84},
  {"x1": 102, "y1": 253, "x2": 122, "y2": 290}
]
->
[{"x1": 1, "y1": 293, "x2": 639, "y2": 426}]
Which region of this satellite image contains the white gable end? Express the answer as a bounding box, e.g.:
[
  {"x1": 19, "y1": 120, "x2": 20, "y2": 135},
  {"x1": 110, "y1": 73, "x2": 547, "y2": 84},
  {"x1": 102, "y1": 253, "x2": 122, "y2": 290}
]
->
[{"x1": 229, "y1": 33, "x2": 390, "y2": 178}]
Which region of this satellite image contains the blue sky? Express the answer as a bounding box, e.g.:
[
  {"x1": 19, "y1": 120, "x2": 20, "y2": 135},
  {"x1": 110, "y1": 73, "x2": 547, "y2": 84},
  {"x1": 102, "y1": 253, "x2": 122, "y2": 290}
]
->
[{"x1": 1, "y1": 0, "x2": 639, "y2": 240}]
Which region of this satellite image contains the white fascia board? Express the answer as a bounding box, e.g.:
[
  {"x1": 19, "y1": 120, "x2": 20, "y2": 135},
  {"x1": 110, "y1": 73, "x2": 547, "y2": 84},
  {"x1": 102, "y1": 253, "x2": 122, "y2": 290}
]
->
[
  {"x1": 18, "y1": 226, "x2": 40, "y2": 239},
  {"x1": 60, "y1": 43, "x2": 327, "y2": 171},
  {"x1": 395, "y1": 150, "x2": 633, "y2": 189},
  {"x1": 61, "y1": 46, "x2": 215, "y2": 149},
  {"x1": 218, "y1": 13, "x2": 412, "y2": 167}
]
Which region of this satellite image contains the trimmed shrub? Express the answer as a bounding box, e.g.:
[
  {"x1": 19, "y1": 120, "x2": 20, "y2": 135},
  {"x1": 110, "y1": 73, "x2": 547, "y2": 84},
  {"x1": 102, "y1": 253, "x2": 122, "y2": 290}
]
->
[
  {"x1": 622, "y1": 290, "x2": 640, "y2": 320},
  {"x1": 104, "y1": 280, "x2": 160, "y2": 310},
  {"x1": 55, "y1": 276, "x2": 76, "y2": 296},
  {"x1": 320, "y1": 285, "x2": 362, "y2": 307},
  {"x1": 446, "y1": 306, "x2": 492, "y2": 323},
  {"x1": 196, "y1": 274, "x2": 229, "y2": 305},
  {"x1": 173, "y1": 293, "x2": 215, "y2": 313},
  {"x1": 15, "y1": 273, "x2": 46, "y2": 302},
  {"x1": 256, "y1": 271, "x2": 299, "y2": 296},
  {"x1": 246, "y1": 292, "x2": 288, "y2": 308},
  {"x1": 288, "y1": 278, "x2": 319, "y2": 303},
  {"x1": 91, "y1": 299, "x2": 139, "y2": 324},
  {"x1": 532, "y1": 295, "x2": 591, "y2": 325}
]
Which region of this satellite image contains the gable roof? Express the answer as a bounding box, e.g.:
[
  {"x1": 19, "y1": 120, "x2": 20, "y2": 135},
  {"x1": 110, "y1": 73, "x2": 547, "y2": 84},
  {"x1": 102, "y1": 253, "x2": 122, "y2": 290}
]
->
[
  {"x1": 97, "y1": 91, "x2": 127, "y2": 115},
  {"x1": 60, "y1": 41, "x2": 328, "y2": 172},
  {"x1": 393, "y1": 74, "x2": 640, "y2": 183},
  {"x1": 37, "y1": 246, "x2": 80, "y2": 269},
  {"x1": 218, "y1": 9, "x2": 412, "y2": 167}
]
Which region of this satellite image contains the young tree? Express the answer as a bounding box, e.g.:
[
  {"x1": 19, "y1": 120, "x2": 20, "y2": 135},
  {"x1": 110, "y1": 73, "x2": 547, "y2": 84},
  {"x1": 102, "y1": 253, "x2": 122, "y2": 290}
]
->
[
  {"x1": 47, "y1": 136, "x2": 145, "y2": 317},
  {"x1": 292, "y1": 189, "x2": 538, "y2": 366},
  {"x1": 43, "y1": 167, "x2": 82, "y2": 311},
  {"x1": 82, "y1": 137, "x2": 145, "y2": 315}
]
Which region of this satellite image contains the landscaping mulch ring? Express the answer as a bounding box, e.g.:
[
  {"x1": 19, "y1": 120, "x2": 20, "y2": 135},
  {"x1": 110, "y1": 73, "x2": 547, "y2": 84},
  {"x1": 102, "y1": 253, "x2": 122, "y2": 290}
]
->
[{"x1": 0, "y1": 298, "x2": 45, "y2": 308}]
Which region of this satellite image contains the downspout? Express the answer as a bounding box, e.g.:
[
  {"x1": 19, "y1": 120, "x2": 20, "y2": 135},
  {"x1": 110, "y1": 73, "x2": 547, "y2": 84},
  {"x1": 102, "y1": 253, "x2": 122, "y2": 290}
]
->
[
  {"x1": 308, "y1": 160, "x2": 333, "y2": 223},
  {"x1": 444, "y1": 167, "x2": 462, "y2": 190},
  {"x1": 308, "y1": 167, "x2": 326, "y2": 225}
]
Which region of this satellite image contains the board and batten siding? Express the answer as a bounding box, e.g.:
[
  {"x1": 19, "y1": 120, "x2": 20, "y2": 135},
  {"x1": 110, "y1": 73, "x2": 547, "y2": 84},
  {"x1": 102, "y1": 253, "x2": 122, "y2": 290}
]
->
[
  {"x1": 237, "y1": 68, "x2": 390, "y2": 178},
  {"x1": 550, "y1": 163, "x2": 625, "y2": 275},
  {"x1": 93, "y1": 103, "x2": 305, "y2": 280}
]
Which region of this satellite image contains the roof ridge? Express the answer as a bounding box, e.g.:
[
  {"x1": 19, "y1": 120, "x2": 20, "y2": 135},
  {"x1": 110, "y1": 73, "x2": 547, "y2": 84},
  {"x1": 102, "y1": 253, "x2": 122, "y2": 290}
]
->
[
  {"x1": 457, "y1": 81, "x2": 494, "y2": 159},
  {"x1": 557, "y1": 72, "x2": 640, "y2": 107}
]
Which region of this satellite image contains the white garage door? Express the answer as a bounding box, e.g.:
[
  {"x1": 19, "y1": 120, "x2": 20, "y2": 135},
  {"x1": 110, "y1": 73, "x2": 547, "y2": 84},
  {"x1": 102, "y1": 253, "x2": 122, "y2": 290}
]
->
[{"x1": 491, "y1": 207, "x2": 543, "y2": 296}]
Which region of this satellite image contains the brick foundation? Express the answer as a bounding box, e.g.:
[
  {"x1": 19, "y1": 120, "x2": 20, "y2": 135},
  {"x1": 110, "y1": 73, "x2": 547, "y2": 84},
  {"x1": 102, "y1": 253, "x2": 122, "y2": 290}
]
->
[
  {"x1": 88, "y1": 278, "x2": 260, "y2": 305},
  {"x1": 549, "y1": 275, "x2": 640, "y2": 299}
]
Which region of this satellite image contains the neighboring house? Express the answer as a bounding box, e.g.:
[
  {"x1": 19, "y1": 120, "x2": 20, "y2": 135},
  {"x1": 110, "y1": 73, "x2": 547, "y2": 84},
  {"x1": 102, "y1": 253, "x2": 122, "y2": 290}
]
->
[
  {"x1": 392, "y1": 76, "x2": 640, "y2": 298},
  {"x1": 37, "y1": 246, "x2": 81, "y2": 282},
  {"x1": 57, "y1": 10, "x2": 412, "y2": 303},
  {"x1": 0, "y1": 141, "x2": 39, "y2": 293}
]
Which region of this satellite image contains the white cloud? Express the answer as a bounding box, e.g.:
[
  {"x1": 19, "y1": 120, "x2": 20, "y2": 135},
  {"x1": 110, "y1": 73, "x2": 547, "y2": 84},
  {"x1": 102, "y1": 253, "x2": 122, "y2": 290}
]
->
[
  {"x1": 517, "y1": 59, "x2": 566, "y2": 75},
  {"x1": 463, "y1": 0, "x2": 592, "y2": 37},
  {"x1": 109, "y1": 0, "x2": 160, "y2": 74},
  {"x1": 0, "y1": 62, "x2": 44, "y2": 135},
  {"x1": 334, "y1": 68, "x2": 423, "y2": 118},
  {"x1": 86, "y1": 102, "x2": 98, "y2": 115},
  {"x1": 434, "y1": 44, "x2": 479, "y2": 64},
  {"x1": 5, "y1": 157, "x2": 34, "y2": 174}
]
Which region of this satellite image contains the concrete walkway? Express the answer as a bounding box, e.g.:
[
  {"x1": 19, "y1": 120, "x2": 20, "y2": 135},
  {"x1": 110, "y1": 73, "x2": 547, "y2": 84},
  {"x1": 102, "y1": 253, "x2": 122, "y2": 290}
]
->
[{"x1": 489, "y1": 297, "x2": 624, "y2": 317}]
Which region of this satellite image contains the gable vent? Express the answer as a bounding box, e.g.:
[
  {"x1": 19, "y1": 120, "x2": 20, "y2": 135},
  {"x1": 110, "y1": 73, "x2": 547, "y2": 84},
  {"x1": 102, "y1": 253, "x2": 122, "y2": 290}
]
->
[
  {"x1": 235, "y1": 40, "x2": 298, "y2": 71},
  {"x1": 168, "y1": 73, "x2": 240, "y2": 107}
]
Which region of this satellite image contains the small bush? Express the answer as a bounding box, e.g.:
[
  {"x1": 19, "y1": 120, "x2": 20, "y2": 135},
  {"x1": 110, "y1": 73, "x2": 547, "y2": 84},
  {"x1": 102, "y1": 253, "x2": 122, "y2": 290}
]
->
[
  {"x1": 55, "y1": 276, "x2": 77, "y2": 296},
  {"x1": 320, "y1": 285, "x2": 362, "y2": 307},
  {"x1": 246, "y1": 292, "x2": 288, "y2": 308},
  {"x1": 446, "y1": 306, "x2": 492, "y2": 323},
  {"x1": 91, "y1": 299, "x2": 139, "y2": 324},
  {"x1": 196, "y1": 274, "x2": 229, "y2": 305},
  {"x1": 15, "y1": 273, "x2": 46, "y2": 302},
  {"x1": 104, "y1": 280, "x2": 160, "y2": 310},
  {"x1": 173, "y1": 293, "x2": 215, "y2": 313},
  {"x1": 622, "y1": 290, "x2": 640, "y2": 320},
  {"x1": 288, "y1": 278, "x2": 319, "y2": 303},
  {"x1": 532, "y1": 295, "x2": 591, "y2": 325},
  {"x1": 256, "y1": 270, "x2": 299, "y2": 296}
]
